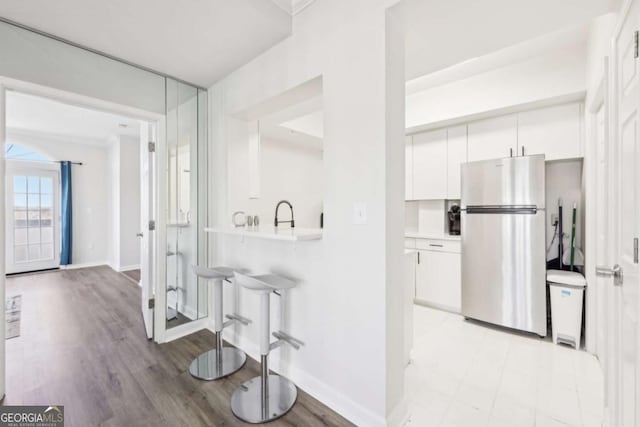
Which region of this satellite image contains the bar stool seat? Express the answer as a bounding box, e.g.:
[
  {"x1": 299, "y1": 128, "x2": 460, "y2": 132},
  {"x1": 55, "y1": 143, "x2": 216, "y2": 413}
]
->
[
  {"x1": 231, "y1": 272, "x2": 303, "y2": 424},
  {"x1": 189, "y1": 265, "x2": 251, "y2": 381}
]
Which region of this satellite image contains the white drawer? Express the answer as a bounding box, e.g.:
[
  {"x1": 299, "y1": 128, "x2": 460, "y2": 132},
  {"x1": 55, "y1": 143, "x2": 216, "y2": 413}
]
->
[
  {"x1": 405, "y1": 238, "x2": 416, "y2": 249},
  {"x1": 415, "y1": 238, "x2": 460, "y2": 253}
]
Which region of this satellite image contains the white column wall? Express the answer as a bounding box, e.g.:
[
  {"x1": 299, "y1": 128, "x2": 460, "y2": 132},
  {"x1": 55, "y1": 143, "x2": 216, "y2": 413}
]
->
[{"x1": 208, "y1": 1, "x2": 405, "y2": 425}]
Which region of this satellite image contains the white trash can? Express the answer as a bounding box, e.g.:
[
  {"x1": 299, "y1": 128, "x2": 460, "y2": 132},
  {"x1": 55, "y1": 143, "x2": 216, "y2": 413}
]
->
[{"x1": 547, "y1": 270, "x2": 587, "y2": 349}]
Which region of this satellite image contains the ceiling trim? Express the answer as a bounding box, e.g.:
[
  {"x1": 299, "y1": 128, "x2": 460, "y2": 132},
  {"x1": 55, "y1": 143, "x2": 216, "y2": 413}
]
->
[
  {"x1": 270, "y1": 0, "x2": 317, "y2": 16},
  {"x1": 0, "y1": 15, "x2": 207, "y2": 91}
]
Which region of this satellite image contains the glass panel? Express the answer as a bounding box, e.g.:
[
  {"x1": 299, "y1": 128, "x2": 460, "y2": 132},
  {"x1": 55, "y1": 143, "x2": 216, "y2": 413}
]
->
[
  {"x1": 28, "y1": 210, "x2": 40, "y2": 227},
  {"x1": 40, "y1": 177, "x2": 53, "y2": 194},
  {"x1": 27, "y1": 194, "x2": 40, "y2": 209},
  {"x1": 41, "y1": 227, "x2": 53, "y2": 243},
  {"x1": 27, "y1": 176, "x2": 39, "y2": 194},
  {"x1": 14, "y1": 229, "x2": 27, "y2": 245},
  {"x1": 41, "y1": 244, "x2": 54, "y2": 260},
  {"x1": 165, "y1": 80, "x2": 207, "y2": 329},
  {"x1": 41, "y1": 194, "x2": 53, "y2": 208},
  {"x1": 28, "y1": 228, "x2": 41, "y2": 244},
  {"x1": 13, "y1": 176, "x2": 27, "y2": 193},
  {"x1": 14, "y1": 210, "x2": 27, "y2": 228},
  {"x1": 14, "y1": 193, "x2": 27, "y2": 208},
  {"x1": 28, "y1": 245, "x2": 41, "y2": 260},
  {"x1": 14, "y1": 246, "x2": 28, "y2": 263}
]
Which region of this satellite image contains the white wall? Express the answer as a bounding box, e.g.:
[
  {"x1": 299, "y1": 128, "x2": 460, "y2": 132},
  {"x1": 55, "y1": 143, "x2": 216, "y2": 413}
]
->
[
  {"x1": 406, "y1": 43, "x2": 587, "y2": 128},
  {"x1": 118, "y1": 136, "x2": 141, "y2": 270},
  {"x1": 107, "y1": 135, "x2": 141, "y2": 271},
  {"x1": 209, "y1": 1, "x2": 406, "y2": 425},
  {"x1": 7, "y1": 130, "x2": 110, "y2": 266},
  {"x1": 229, "y1": 137, "x2": 323, "y2": 228}
]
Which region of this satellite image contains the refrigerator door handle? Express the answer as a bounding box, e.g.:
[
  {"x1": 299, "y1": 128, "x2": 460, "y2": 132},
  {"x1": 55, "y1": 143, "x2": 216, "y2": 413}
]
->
[{"x1": 465, "y1": 206, "x2": 538, "y2": 215}]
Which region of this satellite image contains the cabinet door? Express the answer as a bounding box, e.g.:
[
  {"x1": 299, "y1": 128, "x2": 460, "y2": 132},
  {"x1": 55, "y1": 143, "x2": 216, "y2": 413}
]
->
[
  {"x1": 405, "y1": 136, "x2": 413, "y2": 200},
  {"x1": 412, "y1": 129, "x2": 448, "y2": 200},
  {"x1": 517, "y1": 103, "x2": 582, "y2": 160},
  {"x1": 467, "y1": 114, "x2": 518, "y2": 162},
  {"x1": 447, "y1": 125, "x2": 467, "y2": 199},
  {"x1": 415, "y1": 250, "x2": 461, "y2": 312}
]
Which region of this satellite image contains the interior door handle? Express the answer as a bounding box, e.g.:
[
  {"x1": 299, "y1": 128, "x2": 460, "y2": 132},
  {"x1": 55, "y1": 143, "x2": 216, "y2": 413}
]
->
[
  {"x1": 596, "y1": 264, "x2": 623, "y2": 286},
  {"x1": 136, "y1": 232, "x2": 144, "y2": 238}
]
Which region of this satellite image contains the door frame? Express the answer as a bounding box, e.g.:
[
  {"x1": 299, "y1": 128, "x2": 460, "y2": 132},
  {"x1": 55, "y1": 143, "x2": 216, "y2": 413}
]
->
[{"x1": 0, "y1": 75, "x2": 168, "y2": 396}]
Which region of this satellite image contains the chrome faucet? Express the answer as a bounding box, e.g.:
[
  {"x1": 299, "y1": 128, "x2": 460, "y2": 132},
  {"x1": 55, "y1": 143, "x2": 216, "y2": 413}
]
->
[{"x1": 274, "y1": 200, "x2": 295, "y2": 228}]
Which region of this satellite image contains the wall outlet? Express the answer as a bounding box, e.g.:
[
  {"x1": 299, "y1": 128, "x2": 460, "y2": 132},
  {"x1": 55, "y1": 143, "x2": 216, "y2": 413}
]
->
[{"x1": 551, "y1": 214, "x2": 559, "y2": 226}]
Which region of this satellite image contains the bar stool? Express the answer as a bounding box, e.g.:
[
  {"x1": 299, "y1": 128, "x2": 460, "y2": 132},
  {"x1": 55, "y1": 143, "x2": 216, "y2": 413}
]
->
[
  {"x1": 231, "y1": 272, "x2": 304, "y2": 424},
  {"x1": 189, "y1": 265, "x2": 251, "y2": 381}
]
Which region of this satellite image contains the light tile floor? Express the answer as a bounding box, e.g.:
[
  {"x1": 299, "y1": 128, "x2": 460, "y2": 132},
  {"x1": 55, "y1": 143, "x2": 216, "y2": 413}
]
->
[{"x1": 406, "y1": 305, "x2": 604, "y2": 427}]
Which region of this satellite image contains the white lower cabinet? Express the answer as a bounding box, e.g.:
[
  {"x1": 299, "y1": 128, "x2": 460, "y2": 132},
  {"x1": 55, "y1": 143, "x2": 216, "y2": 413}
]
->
[{"x1": 415, "y1": 247, "x2": 461, "y2": 313}]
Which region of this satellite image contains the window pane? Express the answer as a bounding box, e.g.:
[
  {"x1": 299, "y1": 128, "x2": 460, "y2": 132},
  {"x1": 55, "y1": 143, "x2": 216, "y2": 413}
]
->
[
  {"x1": 14, "y1": 228, "x2": 27, "y2": 245},
  {"x1": 28, "y1": 228, "x2": 40, "y2": 244},
  {"x1": 41, "y1": 194, "x2": 53, "y2": 208},
  {"x1": 28, "y1": 210, "x2": 40, "y2": 227},
  {"x1": 41, "y1": 244, "x2": 54, "y2": 260},
  {"x1": 27, "y1": 176, "x2": 39, "y2": 194},
  {"x1": 41, "y1": 227, "x2": 53, "y2": 243},
  {"x1": 40, "y1": 177, "x2": 53, "y2": 194},
  {"x1": 41, "y1": 209, "x2": 53, "y2": 227},
  {"x1": 14, "y1": 210, "x2": 27, "y2": 228},
  {"x1": 28, "y1": 245, "x2": 40, "y2": 260},
  {"x1": 13, "y1": 176, "x2": 27, "y2": 193},
  {"x1": 27, "y1": 194, "x2": 40, "y2": 209},
  {"x1": 14, "y1": 194, "x2": 26, "y2": 208},
  {"x1": 14, "y1": 245, "x2": 27, "y2": 263}
]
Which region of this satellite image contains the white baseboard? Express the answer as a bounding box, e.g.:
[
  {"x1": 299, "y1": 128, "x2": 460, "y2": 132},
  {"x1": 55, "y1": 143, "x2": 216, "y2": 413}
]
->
[
  {"x1": 162, "y1": 318, "x2": 210, "y2": 343},
  {"x1": 60, "y1": 261, "x2": 108, "y2": 270},
  {"x1": 222, "y1": 329, "x2": 386, "y2": 427},
  {"x1": 119, "y1": 264, "x2": 140, "y2": 272}
]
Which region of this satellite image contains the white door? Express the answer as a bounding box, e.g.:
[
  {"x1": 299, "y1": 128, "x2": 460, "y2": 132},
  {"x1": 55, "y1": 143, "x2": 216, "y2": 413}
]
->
[
  {"x1": 140, "y1": 122, "x2": 156, "y2": 339},
  {"x1": 412, "y1": 129, "x2": 447, "y2": 200},
  {"x1": 467, "y1": 114, "x2": 517, "y2": 162},
  {"x1": 405, "y1": 136, "x2": 413, "y2": 200},
  {"x1": 446, "y1": 125, "x2": 467, "y2": 199},
  {"x1": 5, "y1": 163, "x2": 60, "y2": 274},
  {"x1": 517, "y1": 103, "x2": 583, "y2": 160},
  {"x1": 609, "y1": 3, "x2": 640, "y2": 424}
]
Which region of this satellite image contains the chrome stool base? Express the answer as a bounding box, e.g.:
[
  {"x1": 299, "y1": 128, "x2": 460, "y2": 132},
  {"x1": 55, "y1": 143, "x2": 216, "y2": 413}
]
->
[
  {"x1": 230, "y1": 374, "x2": 297, "y2": 424},
  {"x1": 189, "y1": 347, "x2": 246, "y2": 381}
]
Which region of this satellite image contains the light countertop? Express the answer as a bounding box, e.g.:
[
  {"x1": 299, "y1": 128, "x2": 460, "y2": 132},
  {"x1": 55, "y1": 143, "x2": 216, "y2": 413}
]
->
[
  {"x1": 205, "y1": 226, "x2": 323, "y2": 241},
  {"x1": 404, "y1": 231, "x2": 461, "y2": 241}
]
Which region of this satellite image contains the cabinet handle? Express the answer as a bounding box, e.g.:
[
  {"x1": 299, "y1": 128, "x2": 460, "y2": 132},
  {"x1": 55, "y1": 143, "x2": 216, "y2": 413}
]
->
[
  {"x1": 521, "y1": 146, "x2": 525, "y2": 156},
  {"x1": 510, "y1": 148, "x2": 513, "y2": 157},
  {"x1": 429, "y1": 244, "x2": 444, "y2": 247},
  {"x1": 417, "y1": 252, "x2": 420, "y2": 264}
]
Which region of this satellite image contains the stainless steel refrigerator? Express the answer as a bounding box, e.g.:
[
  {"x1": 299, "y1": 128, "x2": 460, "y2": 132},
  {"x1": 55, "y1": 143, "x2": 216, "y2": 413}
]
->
[{"x1": 461, "y1": 155, "x2": 547, "y2": 337}]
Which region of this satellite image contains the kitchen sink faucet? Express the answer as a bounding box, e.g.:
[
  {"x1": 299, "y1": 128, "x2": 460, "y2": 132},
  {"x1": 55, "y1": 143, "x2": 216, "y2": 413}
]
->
[{"x1": 274, "y1": 200, "x2": 295, "y2": 228}]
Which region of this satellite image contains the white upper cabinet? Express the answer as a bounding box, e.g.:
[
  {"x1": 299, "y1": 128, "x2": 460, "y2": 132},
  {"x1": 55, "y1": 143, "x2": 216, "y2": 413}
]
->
[
  {"x1": 412, "y1": 128, "x2": 448, "y2": 200},
  {"x1": 517, "y1": 103, "x2": 583, "y2": 160},
  {"x1": 405, "y1": 136, "x2": 414, "y2": 200},
  {"x1": 467, "y1": 114, "x2": 518, "y2": 162},
  {"x1": 446, "y1": 125, "x2": 467, "y2": 199}
]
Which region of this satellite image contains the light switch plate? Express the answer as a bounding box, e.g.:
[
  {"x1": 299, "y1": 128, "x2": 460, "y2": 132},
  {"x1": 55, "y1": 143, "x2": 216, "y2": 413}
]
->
[{"x1": 353, "y1": 203, "x2": 367, "y2": 225}]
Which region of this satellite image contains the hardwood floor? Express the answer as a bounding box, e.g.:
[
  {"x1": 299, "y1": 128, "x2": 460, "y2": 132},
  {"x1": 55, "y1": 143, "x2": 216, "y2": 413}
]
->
[
  {"x1": 122, "y1": 269, "x2": 141, "y2": 283},
  {"x1": 4, "y1": 266, "x2": 353, "y2": 427}
]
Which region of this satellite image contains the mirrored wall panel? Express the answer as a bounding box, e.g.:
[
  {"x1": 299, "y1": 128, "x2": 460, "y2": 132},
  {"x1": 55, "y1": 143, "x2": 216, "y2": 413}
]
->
[{"x1": 165, "y1": 79, "x2": 208, "y2": 328}]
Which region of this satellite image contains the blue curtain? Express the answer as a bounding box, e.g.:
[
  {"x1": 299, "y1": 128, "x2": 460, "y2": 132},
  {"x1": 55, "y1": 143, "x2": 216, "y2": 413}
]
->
[{"x1": 60, "y1": 161, "x2": 72, "y2": 265}]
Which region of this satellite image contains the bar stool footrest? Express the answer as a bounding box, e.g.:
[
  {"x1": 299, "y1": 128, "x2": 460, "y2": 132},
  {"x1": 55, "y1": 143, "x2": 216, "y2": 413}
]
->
[
  {"x1": 224, "y1": 313, "x2": 252, "y2": 328},
  {"x1": 272, "y1": 331, "x2": 304, "y2": 350}
]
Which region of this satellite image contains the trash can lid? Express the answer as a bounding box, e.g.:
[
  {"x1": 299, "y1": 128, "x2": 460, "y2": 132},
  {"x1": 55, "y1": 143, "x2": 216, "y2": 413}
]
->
[{"x1": 547, "y1": 270, "x2": 586, "y2": 287}]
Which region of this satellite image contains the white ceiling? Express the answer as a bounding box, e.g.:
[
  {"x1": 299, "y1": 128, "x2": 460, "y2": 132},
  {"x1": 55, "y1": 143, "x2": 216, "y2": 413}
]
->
[
  {"x1": 6, "y1": 91, "x2": 141, "y2": 145},
  {"x1": 404, "y1": 0, "x2": 615, "y2": 80},
  {"x1": 0, "y1": 0, "x2": 292, "y2": 87}
]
